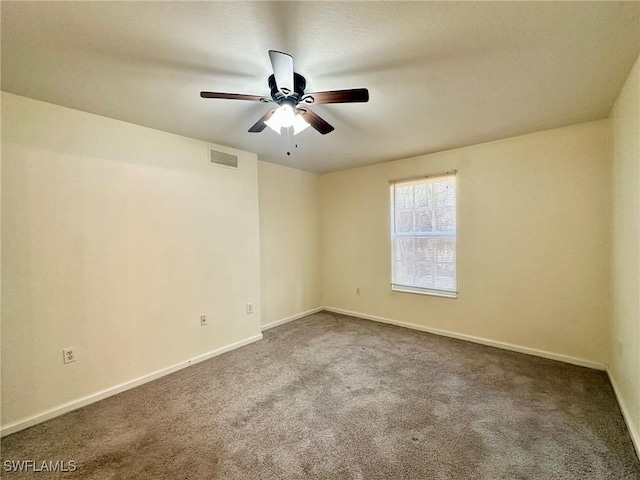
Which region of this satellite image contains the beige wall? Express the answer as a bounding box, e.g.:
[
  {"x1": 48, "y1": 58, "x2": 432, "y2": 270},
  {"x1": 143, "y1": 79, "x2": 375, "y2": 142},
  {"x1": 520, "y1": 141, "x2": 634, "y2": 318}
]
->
[
  {"x1": 1, "y1": 93, "x2": 262, "y2": 427},
  {"x1": 258, "y1": 161, "x2": 322, "y2": 326},
  {"x1": 611, "y1": 55, "x2": 640, "y2": 451},
  {"x1": 321, "y1": 120, "x2": 611, "y2": 366}
]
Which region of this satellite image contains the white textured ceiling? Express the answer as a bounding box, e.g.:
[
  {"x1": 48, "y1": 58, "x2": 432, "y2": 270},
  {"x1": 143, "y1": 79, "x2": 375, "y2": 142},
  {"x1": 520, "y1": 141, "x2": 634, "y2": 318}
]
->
[{"x1": 2, "y1": 1, "x2": 638, "y2": 173}]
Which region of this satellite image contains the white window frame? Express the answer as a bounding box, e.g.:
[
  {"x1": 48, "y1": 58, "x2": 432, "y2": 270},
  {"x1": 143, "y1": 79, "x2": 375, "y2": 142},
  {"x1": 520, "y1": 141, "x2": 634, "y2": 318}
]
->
[{"x1": 390, "y1": 171, "x2": 458, "y2": 299}]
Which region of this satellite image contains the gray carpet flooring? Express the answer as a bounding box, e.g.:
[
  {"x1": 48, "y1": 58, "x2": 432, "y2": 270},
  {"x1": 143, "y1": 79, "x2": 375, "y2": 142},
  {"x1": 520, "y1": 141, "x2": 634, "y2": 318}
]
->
[{"x1": 2, "y1": 311, "x2": 639, "y2": 479}]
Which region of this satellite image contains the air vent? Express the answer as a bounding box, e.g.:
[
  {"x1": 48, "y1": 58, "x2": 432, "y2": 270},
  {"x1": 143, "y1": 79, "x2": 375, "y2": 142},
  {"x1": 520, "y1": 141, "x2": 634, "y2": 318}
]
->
[{"x1": 208, "y1": 148, "x2": 238, "y2": 169}]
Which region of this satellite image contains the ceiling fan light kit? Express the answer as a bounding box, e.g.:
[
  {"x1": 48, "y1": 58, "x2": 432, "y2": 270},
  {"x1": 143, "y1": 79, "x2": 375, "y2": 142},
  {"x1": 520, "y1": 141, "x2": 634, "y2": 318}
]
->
[
  {"x1": 200, "y1": 50, "x2": 369, "y2": 138},
  {"x1": 264, "y1": 102, "x2": 310, "y2": 135}
]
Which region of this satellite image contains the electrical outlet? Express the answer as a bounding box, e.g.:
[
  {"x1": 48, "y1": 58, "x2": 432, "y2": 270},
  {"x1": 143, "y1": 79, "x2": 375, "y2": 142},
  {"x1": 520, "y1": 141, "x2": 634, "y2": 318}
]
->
[
  {"x1": 63, "y1": 348, "x2": 76, "y2": 364},
  {"x1": 200, "y1": 315, "x2": 208, "y2": 326},
  {"x1": 246, "y1": 303, "x2": 254, "y2": 314},
  {"x1": 356, "y1": 287, "x2": 361, "y2": 295}
]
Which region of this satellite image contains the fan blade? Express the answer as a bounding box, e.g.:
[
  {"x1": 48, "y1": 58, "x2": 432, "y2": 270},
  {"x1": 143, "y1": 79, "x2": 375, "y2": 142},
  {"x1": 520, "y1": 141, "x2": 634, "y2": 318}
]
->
[
  {"x1": 248, "y1": 110, "x2": 276, "y2": 133},
  {"x1": 268, "y1": 50, "x2": 294, "y2": 95},
  {"x1": 302, "y1": 88, "x2": 369, "y2": 105},
  {"x1": 200, "y1": 92, "x2": 268, "y2": 102},
  {"x1": 298, "y1": 108, "x2": 334, "y2": 135}
]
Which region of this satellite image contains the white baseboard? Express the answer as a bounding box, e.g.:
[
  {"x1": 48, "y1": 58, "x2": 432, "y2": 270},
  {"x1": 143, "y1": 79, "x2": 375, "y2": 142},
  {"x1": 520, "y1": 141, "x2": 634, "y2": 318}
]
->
[
  {"x1": 323, "y1": 306, "x2": 607, "y2": 371},
  {"x1": 0, "y1": 334, "x2": 263, "y2": 437},
  {"x1": 261, "y1": 307, "x2": 324, "y2": 331},
  {"x1": 608, "y1": 371, "x2": 640, "y2": 460}
]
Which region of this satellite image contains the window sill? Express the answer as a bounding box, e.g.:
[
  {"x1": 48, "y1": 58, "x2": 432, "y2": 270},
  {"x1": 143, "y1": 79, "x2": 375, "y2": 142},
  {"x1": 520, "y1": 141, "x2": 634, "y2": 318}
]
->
[{"x1": 391, "y1": 286, "x2": 457, "y2": 299}]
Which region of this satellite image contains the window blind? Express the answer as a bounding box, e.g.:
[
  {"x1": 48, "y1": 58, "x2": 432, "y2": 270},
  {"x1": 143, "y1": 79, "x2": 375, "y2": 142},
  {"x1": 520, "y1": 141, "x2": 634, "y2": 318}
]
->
[{"x1": 391, "y1": 172, "x2": 457, "y2": 297}]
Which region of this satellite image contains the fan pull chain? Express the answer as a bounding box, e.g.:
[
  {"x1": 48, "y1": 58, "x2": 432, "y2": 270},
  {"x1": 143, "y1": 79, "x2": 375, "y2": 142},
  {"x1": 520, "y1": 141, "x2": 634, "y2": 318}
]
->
[{"x1": 286, "y1": 128, "x2": 292, "y2": 156}]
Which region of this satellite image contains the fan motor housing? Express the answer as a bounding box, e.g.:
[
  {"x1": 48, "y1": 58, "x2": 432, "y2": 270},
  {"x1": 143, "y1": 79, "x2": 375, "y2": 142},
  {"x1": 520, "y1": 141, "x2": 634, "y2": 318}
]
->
[{"x1": 268, "y1": 73, "x2": 306, "y2": 103}]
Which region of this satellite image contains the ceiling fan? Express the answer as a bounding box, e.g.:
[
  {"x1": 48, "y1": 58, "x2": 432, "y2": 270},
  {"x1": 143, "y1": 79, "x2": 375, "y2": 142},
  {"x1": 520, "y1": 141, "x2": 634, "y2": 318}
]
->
[{"x1": 200, "y1": 50, "x2": 369, "y2": 135}]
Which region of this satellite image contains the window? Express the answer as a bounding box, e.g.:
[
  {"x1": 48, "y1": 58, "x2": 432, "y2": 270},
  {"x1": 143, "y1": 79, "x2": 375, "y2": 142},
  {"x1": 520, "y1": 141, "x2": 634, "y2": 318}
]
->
[{"x1": 390, "y1": 171, "x2": 457, "y2": 298}]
